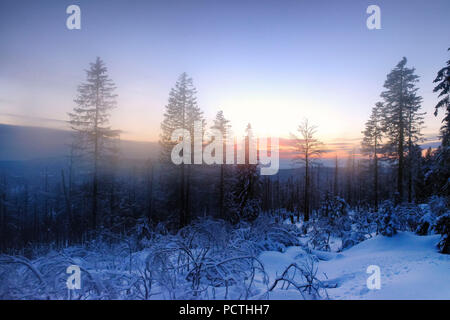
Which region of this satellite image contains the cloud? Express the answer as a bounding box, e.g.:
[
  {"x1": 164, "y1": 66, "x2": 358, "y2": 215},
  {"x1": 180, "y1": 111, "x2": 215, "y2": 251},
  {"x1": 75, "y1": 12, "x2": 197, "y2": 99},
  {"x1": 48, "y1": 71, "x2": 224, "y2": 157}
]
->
[
  {"x1": 0, "y1": 98, "x2": 13, "y2": 105},
  {"x1": 0, "y1": 112, "x2": 69, "y2": 131},
  {"x1": 0, "y1": 112, "x2": 67, "y2": 124}
]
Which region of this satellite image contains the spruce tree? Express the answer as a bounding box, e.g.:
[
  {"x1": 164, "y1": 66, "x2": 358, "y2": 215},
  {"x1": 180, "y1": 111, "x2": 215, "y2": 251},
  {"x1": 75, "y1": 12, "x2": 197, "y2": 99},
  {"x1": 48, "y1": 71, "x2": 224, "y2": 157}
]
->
[
  {"x1": 68, "y1": 57, "x2": 119, "y2": 230},
  {"x1": 229, "y1": 123, "x2": 260, "y2": 223},
  {"x1": 433, "y1": 48, "x2": 450, "y2": 147},
  {"x1": 406, "y1": 93, "x2": 425, "y2": 202},
  {"x1": 380, "y1": 57, "x2": 423, "y2": 203},
  {"x1": 361, "y1": 102, "x2": 384, "y2": 210},
  {"x1": 159, "y1": 73, "x2": 204, "y2": 227},
  {"x1": 211, "y1": 111, "x2": 231, "y2": 219},
  {"x1": 432, "y1": 48, "x2": 450, "y2": 195}
]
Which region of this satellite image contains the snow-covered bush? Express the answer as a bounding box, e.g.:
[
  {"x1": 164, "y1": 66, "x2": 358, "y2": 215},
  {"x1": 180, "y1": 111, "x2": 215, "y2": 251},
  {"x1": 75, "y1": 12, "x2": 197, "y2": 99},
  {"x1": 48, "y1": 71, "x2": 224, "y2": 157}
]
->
[
  {"x1": 341, "y1": 231, "x2": 367, "y2": 250},
  {"x1": 377, "y1": 201, "x2": 400, "y2": 237},
  {"x1": 433, "y1": 212, "x2": 450, "y2": 254},
  {"x1": 232, "y1": 215, "x2": 302, "y2": 253},
  {"x1": 308, "y1": 196, "x2": 352, "y2": 250},
  {"x1": 0, "y1": 245, "x2": 143, "y2": 300},
  {"x1": 138, "y1": 215, "x2": 301, "y2": 299},
  {"x1": 139, "y1": 218, "x2": 268, "y2": 299},
  {"x1": 238, "y1": 199, "x2": 261, "y2": 223},
  {"x1": 351, "y1": 208, "x2": 377, "y2": 237},
  {"x1": 428, "y1": 196, "x2": 448, "y2": 217},
  {"x1": 395, "y1": 203, "x2": 423, "y2": 231},
  {"x1": 267, "y1": 255, "x2": 328, "y2": 300},
  {"x1": 309, "y1": 220, "x2": 331, "y2": 251},
  {"x1": 0, "y1": 213, "x2": 331, "y2": 300},
  {"x1": 414, "y1": 197, "x2": 448, "y2": 236},
  {"x1": 415, "y1": 212, "x2": 435, "y2": 235}
]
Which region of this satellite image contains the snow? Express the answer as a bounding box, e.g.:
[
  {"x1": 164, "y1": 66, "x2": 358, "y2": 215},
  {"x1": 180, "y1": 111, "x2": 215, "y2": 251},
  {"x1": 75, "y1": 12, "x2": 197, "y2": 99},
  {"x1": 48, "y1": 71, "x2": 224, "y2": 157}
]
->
[
  {"x1": 261, "y1": 232, "x2": 450, "y2": 300},
  {"x1": 260, "y1": 247, "x2": 308, "y2": 277},
  {"x1": 1, "y1": 219, "x2": 449, "y2": 300}
]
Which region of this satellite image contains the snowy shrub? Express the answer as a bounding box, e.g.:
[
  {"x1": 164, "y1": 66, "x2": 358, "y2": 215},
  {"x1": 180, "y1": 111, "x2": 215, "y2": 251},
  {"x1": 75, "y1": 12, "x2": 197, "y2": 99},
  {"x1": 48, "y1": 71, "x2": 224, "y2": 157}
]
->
[
  {"x1": 415, "y1": 212, "x2": 435, "y2": 235},
  {"x1": 428, "y1": 196, "x2": 448, "y2": 217},
  {"x1": 267, "y1": 255, "x2": 328, "y2": 300},
  {"x1": 228, "y1": 199, "x2": 261, "y2": 224},
  {"x1": 377, "y1": 201, "x2": 399, "y2": 237},
  {"x1": 351, "y1": 208, "x2": 377, "y2": 237},
  {"x1": 318, "y1": 196, "x2": 349, "y2": 220},
  {"x1": 341, "y1": 231, "x2": 367, "y2": 250},
  {"x1": 0, "y1": 215, "x2": 309, "y2": 300},
  {"x1": 309, "y1": 218, "x2": 332, "y2": 251},
  {"x1": 395, "y1": 204, "x2": 423, "y2": 232},
  {"x1": 308, "y1": 196, "x2": 352, "y2": 251},
  {"x1": 134, "y1": 216, "x2": 303, "y2": 299},
  {"x1": 324, "y1": 197, "x2": 352, "y2": 236},
  {"x1": 413, "y1": 197, "x2": 448, "y2": 236},
  {"x1": 0, "y1": 246, "x2": 142, "y2": 300},
  {"x1": 231, "y1": 217, "x2": 302, "y2": 254},
  {"x1": 433, "y1": 212, "x2": 450, "y2": 254}
]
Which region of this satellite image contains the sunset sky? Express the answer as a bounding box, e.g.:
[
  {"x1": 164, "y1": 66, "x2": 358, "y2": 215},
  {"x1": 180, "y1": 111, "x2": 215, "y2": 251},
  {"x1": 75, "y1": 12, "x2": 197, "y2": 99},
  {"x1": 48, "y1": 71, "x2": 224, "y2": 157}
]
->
[{"x1": 1, "y1": 0, "x2": 449, "y2": 157}]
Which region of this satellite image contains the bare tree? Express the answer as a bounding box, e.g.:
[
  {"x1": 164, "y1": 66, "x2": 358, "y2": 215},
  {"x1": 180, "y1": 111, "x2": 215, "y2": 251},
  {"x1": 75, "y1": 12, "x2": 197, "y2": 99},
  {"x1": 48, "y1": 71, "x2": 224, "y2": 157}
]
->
[{"x1": 291, "y1": 119, "x2": 323, "y2": 222}]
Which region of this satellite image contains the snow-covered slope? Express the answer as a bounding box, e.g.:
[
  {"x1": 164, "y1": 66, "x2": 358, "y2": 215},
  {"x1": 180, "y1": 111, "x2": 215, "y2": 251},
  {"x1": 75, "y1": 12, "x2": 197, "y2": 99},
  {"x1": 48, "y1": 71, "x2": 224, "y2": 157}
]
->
[{"x1": 261, "y1": 232, "x2": 450, "y2": 300}]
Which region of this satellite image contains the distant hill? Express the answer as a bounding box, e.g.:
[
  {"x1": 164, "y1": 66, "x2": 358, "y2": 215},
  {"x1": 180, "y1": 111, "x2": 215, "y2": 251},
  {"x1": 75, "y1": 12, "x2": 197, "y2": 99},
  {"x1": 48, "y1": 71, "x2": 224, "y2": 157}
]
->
[
  {"x1": 0, "y1": 124, "x2": 159, "y2": 161},
  {"x1": 1, "y1": 123, "x2": 440, "y2": 170}
]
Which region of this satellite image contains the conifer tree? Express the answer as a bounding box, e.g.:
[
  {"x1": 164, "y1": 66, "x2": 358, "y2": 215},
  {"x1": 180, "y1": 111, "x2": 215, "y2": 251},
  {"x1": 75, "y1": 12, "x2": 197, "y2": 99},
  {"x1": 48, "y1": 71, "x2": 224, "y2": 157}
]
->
[
  {"x1": 432, "y1": 48, "x2": 450, "y2": 195},
  {"x1": 433, "y1": 48, "x2": 450, "y2": 147},
  {"x1": 68, "y1": 57, "x2": 119, "y2": 230},
  {"x1": 160, "y1": 73, "x2": 204, "y2": 227},
  {"x1": 380, "y1": 57, "x2": 423, "y2": 203},
  {"x1": 406, "y1": 93, "x2": 425, "y2": 202},
  {"x1": 229, "y1": 124, "x2": 260, "y2": 223},
  {"x1": 361, "y1": 102, "x2": 384, "y2": 210},
  {"x1": 211, "y1": 111, "x2": 231, "y2": 219}
]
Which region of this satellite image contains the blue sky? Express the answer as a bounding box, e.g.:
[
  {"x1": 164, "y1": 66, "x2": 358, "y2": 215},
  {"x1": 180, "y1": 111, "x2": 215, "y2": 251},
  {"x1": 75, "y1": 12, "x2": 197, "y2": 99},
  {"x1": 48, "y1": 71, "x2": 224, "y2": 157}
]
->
[{"x1": 0, "y1": 0, "x2": 449, "y2": 146}]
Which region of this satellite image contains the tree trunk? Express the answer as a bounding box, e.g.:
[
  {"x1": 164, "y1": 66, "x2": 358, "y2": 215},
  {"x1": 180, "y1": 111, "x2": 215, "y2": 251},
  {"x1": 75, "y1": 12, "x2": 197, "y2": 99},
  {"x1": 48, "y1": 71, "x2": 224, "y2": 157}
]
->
[
  {"x1": 147, "y1": 163, "x2": 154, "y2": 223},
  {"x1": 397, "y1": 72, "x2": 405, "y2": 203},
  {"x1": 334, "y1": 156, "x2": 338, "y2": 197},
  {"x1": 374, "y1": 155, "x2": 378, "y2": 211},
  {"x1": 180, "y1": 163, "x2": 185, "y2": 228},
  {"x1": 186, "y1": 165, "x2": 191, "y2": 225},
  {"x1": 408, "y1": 113, "x2": 413, "y2": 203},
  {"x1": 92, "y1": 152, "x2": 98, "y2": 230},
  {"x1": 92, "y1": 81, "x2": 100, "y2": 231},
  {"x1": 61, "y1": 170, "x2": 72, "y2": 244},
  {"x1": 219, "y1": 163, "x2": 224, "y2": 219},
  {"x1": 304, "y1": 157, "x2": 310, "y2": 222},
  {"x1": 0, "y1": 190, "x2": 5, "y2": 252}
]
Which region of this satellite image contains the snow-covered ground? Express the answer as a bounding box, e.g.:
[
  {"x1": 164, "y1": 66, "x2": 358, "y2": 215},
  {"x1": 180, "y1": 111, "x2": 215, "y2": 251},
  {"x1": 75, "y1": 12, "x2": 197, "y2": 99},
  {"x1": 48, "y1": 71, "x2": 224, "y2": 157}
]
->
[
  {"x1": 262, "y1": 232, "x2": 450, "y2": 300},
  {"x1": 1, "y1": 220, "x2": 448, "y2": 300}
]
